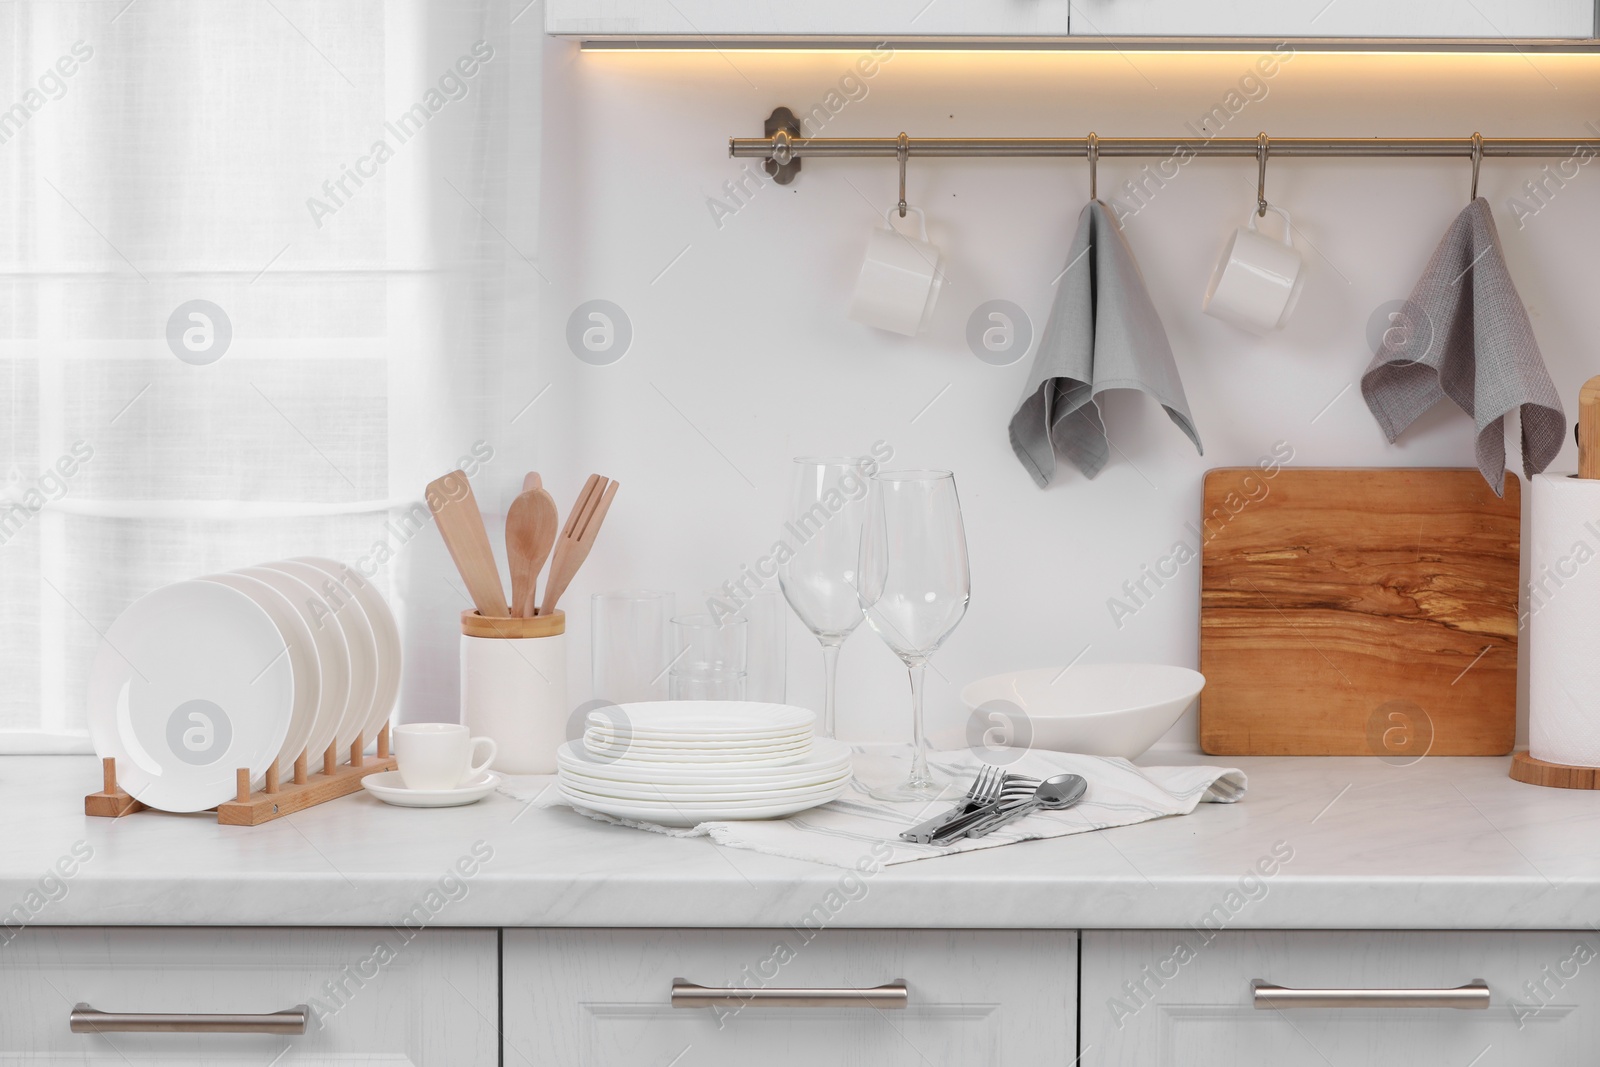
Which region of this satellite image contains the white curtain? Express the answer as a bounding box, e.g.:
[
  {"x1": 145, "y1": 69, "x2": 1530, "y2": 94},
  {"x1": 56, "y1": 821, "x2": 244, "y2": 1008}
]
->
[{"x1": 0, "y1": 0, "x2": 545, "y2": 750}]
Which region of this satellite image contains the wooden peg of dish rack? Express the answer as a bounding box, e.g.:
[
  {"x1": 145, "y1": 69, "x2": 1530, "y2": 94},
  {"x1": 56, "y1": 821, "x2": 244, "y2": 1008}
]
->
[{"x1": 84, "y1": 725, "x2": 396, "y2": 826}]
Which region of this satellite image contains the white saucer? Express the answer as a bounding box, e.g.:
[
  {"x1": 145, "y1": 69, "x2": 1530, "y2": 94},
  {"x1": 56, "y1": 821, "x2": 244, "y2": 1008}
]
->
[{"x1": 361, "y1": 770, "x2": 500, "y2": 808}]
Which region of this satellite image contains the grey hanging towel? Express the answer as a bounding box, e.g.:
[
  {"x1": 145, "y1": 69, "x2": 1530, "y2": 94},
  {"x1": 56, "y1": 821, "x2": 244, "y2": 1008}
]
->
[
  {"x1": 1009, "y1": 200, "x2": 1203, "y2": 486},
  {"x1": 1360, "y1": 197, "x2": 1565, "y2": 496}
]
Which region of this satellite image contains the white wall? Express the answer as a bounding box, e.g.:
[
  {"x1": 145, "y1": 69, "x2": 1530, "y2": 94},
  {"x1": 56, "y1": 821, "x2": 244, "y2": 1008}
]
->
[{"x1": 534, "y1": 42, "x2": 1600, "y2": 751}]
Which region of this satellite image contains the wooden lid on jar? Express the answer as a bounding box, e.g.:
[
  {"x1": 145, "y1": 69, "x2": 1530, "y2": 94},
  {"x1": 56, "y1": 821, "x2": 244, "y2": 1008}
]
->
[{"x1": 460, "y1": 609, "x2": 565, "y2": 639}]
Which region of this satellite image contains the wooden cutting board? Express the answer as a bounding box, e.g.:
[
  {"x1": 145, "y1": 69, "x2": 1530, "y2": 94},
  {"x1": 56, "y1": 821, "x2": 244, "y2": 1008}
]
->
[{"x1": 1199, "y1": 468, "x2": 1520, "y2": 756}]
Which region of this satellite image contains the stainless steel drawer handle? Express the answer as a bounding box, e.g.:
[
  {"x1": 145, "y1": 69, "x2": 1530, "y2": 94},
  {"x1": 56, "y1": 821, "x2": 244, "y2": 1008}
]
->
[
  {"x1": 1252, "y1": 979, "x2": 1489, "y2": 1010},
  {"x1": 671, "y1": 978, "x2": 908, "y2": 1009},
  {"x1": 70, "y1": 1002, "x2": 309, "y2": 1035}
]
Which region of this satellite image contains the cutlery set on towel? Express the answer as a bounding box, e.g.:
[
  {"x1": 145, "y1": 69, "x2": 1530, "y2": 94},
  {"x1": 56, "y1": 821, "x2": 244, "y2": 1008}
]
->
[
  {"x1": 427, "y1": 469, "x2": 618, "y2": 618},
  {"x1": 901, "y1": 766, "x2": 1089, "y2": 845}
]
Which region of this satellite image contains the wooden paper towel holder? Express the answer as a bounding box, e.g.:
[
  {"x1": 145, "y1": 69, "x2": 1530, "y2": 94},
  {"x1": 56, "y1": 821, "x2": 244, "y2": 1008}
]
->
[
  {"x1": 1510, "y1": 752, "x2": 1600, "y2": 790},
  {"x1": 1512, "y1": 375, "x2": 1600, "y2": 790}
]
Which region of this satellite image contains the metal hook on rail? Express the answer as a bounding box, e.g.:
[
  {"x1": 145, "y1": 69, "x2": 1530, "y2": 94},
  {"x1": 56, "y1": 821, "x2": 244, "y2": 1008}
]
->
[
  {"x1": 1087, "y1": 132, "x2": 1099, "y2": 201},
  {"x1": 1470, "y1": 132, "x2": 1484, "y2": 202},
  {"x1": 897, "y1": 132, "x2": 909, "y2": 217},
  {"x1": 1256, "y1": 132, "x2": 1270, "y2": 217}
]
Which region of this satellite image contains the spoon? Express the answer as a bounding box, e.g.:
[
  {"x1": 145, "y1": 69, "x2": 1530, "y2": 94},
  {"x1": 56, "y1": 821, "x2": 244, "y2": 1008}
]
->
[
  {"x1": 506, "y1": 487, "x2": 559, "y2": 617},
  {"x1": 929, "y1": 773, "x2": 1087, "y2": 845}
]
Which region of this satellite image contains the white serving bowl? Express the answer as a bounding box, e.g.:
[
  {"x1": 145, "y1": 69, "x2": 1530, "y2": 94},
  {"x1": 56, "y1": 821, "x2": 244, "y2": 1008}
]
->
[{"x1": 960, "y1": 664, "x2": 1206, "y2": 759}]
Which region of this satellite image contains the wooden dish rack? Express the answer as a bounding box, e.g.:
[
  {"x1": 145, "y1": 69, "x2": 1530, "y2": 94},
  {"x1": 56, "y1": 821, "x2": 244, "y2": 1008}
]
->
[{"x1": 85, "y1": 727, "x2": 395, "y2": 826}]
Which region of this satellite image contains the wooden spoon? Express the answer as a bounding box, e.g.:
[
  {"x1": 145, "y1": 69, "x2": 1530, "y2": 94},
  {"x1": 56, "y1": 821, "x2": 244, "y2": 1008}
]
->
[
  {"x1": 425, "y1": 469, "x2": 509, "y2": 617},
  {"x1": 538, "y1": 474, "x2": 619, "y2": 617},
  {"x1": 506, "y1": 487, "x2": 559, "y2": 617}
]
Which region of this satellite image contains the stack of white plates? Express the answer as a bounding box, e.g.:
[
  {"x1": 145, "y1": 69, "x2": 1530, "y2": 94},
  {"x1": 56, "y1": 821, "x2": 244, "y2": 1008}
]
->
[
  {"x1": 558, "y1": 702, "x2": 850, "y2": 826},
  {"x1": 584, "y1": 703, "x2": 814, "y2": 766},
  {"x1": 87, "y1": 557, "x2": 402, "y2": 813}
]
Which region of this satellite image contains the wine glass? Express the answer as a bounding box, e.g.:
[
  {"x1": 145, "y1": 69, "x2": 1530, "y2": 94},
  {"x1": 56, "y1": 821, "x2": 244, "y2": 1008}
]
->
[
  {"x1": 777, "y1": 457, "x2": 871, "y2": 738},
  {"x1": 856, "y1": 470, "x2": 970, "y2": 801}
]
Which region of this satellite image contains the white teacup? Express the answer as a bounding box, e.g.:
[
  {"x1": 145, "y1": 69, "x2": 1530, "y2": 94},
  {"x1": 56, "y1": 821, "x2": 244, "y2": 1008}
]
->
[
  {"x1": 1203, "y1": 205, "x2": 1305, "y2": 333},
  {"x1": 848, "y1": 206, "x2": 943, "y2": 337},
  {"x1": 394, "y1": 723, "x2": 497, "y2": 791}
]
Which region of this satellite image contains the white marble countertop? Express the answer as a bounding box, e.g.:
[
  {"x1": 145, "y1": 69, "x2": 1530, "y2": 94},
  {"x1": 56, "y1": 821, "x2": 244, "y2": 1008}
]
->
[{"x1": 7, "y1": 753, "x2": 1600, "y2": 930}]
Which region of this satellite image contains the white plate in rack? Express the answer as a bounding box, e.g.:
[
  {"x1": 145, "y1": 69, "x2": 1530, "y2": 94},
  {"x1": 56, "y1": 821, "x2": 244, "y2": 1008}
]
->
[
  {"x1": 236, "y1": 564, "x2": 352, "y2": 774},
  {"x1": 265, "y1": 559, "x2": 378, "y2": 755},
  {"x1": 87, "y1": 581, "x2": 294, "y2": 813},
  {"x1": 292, "y1": 557, "x2": 401, "y2": 746},
  {"x1": 199, "y1": 572, "x2": 319, "y2": 784}
]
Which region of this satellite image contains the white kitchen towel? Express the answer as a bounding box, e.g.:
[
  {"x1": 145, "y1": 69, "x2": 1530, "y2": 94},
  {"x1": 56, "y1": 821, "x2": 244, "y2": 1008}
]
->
[{"x1": 501, "y1": 748, "x2": 1246, "y2": 869}]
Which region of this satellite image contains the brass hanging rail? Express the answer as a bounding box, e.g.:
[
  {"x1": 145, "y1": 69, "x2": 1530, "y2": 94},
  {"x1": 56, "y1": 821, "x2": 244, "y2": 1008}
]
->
[{"x1": 730, "y1": 108, "x2": 1600, "y2": 184}]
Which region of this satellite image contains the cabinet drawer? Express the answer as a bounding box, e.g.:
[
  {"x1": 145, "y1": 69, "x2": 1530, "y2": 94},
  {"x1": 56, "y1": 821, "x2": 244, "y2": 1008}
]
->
[
  {"x1": 0, "y1": 927, "x2": 497, "y2": 1065},
  {"x1": 506, "y1": 929, "x2": 1076, "y2": 1065},
  {"x1": 1083, "y1": 930, "x2": 1600, "y2": 1066}
]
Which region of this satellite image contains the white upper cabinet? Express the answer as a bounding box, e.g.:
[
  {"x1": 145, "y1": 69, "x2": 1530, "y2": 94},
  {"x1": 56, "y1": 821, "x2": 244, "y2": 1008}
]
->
[
  {"x1": 1069, "y1": 0, "x2": 1594, "y2": 38},
  {"x1": 548, "y1": 0, "x2": 1595, "y2": 39},
  {"x1": 546, "y1": 1, "x2": 1073, "y2": 39}
]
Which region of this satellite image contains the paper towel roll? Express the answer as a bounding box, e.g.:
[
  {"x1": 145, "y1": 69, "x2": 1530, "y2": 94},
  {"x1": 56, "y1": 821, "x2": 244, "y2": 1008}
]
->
[{"x1": 1530, "y1": 472, "x2": 1600, "y2": 765}]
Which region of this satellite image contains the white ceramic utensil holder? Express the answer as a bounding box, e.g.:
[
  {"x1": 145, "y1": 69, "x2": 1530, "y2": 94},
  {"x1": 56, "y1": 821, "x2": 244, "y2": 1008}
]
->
[{"x1": 460, "y1": 609, "x2": 567, "y2": 774}]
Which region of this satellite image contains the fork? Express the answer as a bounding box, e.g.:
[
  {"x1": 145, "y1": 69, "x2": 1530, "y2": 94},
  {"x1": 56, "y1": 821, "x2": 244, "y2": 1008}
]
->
[
  {"x1": 537, "y1": 474, "x2": 619, "y2": 616},
  {"x1": 899, "y1": 767, "x2": 1001, "y2": 843},
  {"x1": 900, "y1": 768, "x2": 1037, "y2": 843},
  {"x1": 927, "y1": 777, "x2": 1043, "y2": 845}
]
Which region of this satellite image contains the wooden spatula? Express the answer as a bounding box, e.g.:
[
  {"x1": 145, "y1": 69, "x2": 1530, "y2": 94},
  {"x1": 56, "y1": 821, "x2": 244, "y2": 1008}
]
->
[
  {"x1": 506, "y1": 486, "x2": 559, "y2": 617},
  {"x1": 426, "y1": 469, "x2": 509, "y2": 617},
  {"x1": 522, "y1": 472, "x2": 542, "y2": 492},
  {"x1": 538, "y1": 474, "x2": 619, "y2": 617}
]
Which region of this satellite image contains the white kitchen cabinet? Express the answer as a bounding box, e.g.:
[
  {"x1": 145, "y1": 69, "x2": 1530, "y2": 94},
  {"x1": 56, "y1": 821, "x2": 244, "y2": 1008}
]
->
[
  {"x1": 0, "y1": 927, "x2": 498, "y2": 1066},
  {"x1": 546, "y1": 1, "x2": 1073, "y2": 39},
  {"x1": 504, "y1": 928, "x2": 1077, "y2": 1065},
  {"x1": 1069, "y1": 0, "x2": 1594, "y2": 38},
  {"x1": 1082, "y1": 930, "x2": 1600, "y2": 1065},
  {"x1": 550, "y1": 0, "x2": 1594, "y2": 39}
]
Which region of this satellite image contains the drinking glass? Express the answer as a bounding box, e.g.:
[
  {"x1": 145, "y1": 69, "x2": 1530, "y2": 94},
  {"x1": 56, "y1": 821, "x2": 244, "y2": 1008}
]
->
[
  {"x1": 856, "y1": 470, "x2": 970, "y2": 801},
  {"x1": 777, "y1": 457, "x2": 871, "y2": 738},
  {"x1": 591, "y1": 591, "x2": 676, "y2": 704},
  {"x1": 701, "y1": 587, "x2": 787, "y2": 703},
  {"x1": 669, "y1": 613, "x2": 747, "y2": 700}
]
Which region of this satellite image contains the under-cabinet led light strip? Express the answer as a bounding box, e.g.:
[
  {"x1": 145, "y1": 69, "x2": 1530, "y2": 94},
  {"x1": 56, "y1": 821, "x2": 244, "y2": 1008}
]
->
[{"x1": 581, "y1": 36, "x2": 1600, "y2": 55}]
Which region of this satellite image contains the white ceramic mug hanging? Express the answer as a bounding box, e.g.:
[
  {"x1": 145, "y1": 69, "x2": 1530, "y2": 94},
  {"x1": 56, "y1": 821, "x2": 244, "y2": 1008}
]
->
[
  {"x1": 848, "y1": 205, "x2": 944, "y2": 337},
  {"x1": 1203, "y1": 205, "x2": 1305, "y2": 334}
]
